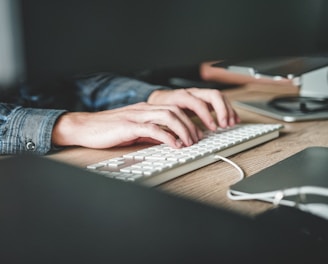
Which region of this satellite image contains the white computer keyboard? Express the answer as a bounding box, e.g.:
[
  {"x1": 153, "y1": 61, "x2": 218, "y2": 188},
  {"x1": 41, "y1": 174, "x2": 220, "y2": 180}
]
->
[{"x1": 86, "y1": 124, "x2": 283, "y2": 186}]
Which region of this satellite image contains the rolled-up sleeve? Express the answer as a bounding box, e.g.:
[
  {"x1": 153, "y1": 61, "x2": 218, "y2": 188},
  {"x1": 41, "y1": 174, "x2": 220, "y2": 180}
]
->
[{"x1": 0, "y1": 103, "x2": 66, "y2": 155}]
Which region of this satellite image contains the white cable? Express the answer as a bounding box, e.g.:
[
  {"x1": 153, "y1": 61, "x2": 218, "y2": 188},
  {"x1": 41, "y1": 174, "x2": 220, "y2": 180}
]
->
[
  {"x1": 227, "y1": 185, "x2": 328, "y2": 219},
  {"x1": 214, "y1": 155, "x2": 328, "y2": 207},
  {"x1": 214, "y1": 155, "x2": 328, "y2": 219},
  {"x1": 214, "y1": 155, "x2": 245, "y2": 182},
  {"x1": 219, "y1": 157, "x2": 328, "y2": 219},
  {"x1": 228, "y1": 186, "x2": 328, "y2": 202}
]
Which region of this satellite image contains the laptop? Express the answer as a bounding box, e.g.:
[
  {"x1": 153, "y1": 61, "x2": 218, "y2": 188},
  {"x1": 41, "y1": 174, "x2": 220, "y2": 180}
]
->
[
  {"x1": 234, "y1": 100, "x2": 328, "y2": 122},
  {"x1": 229, "y1": 147, "x2": 328, "y2": 218},
  {"x1": 214, "y1": 56, "x2": 328, "y2": 79},
  {"x1": 0, "y1": 154, "x2": 321, "y2": 262}
]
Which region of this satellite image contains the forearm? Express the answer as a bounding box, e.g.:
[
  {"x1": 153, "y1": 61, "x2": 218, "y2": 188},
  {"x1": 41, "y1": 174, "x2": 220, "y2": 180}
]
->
[
  {"x1": 75, "y1": 73, "x2": 170, "y2": 111},
  {"x1": 0, "y1": 103, "x2": 66, "y2": 155}
]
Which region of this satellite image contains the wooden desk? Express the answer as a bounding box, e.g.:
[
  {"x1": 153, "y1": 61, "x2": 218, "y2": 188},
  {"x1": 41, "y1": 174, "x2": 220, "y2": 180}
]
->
[{"x1": 49, "y1": 83, "x2": 328, "y2": 217}]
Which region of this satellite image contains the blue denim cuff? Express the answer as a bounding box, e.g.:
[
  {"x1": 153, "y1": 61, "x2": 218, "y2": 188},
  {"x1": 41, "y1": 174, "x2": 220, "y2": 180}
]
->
[{"x1": 0, "y1": 104, "x2": 66, "y2": 155}]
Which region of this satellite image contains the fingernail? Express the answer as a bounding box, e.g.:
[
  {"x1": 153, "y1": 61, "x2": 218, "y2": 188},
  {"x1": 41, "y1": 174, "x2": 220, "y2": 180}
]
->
[
  {"x1": 229, "y1": 117, "x2": 236, "y2": 127},
  {"x1": 175, "y1": 139, "x2": 183, "y2": 148},
  {"x1": 220, "y1": 118, "x2": 227, "y2": 128},
  {"x1": 210, "y1": 121, "x2": 217, "y2": 130},
  {"x1": 197, "y1": 129, "x2": 204, "y2": 140}
]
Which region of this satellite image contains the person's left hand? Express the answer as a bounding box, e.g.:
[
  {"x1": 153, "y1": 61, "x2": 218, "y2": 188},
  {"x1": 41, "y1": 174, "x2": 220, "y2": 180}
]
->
[{"x1": 147, "y1": 88, "x2": 240, "y2": 131}]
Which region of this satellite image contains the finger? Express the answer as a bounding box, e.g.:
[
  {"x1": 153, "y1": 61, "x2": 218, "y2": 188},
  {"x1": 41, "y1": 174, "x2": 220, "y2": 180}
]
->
[
  {"x1": 181, "y1": 89, "x2": 226, "y2": 129},
  {"x1": 159, "y1": 105, "x2": 202, "y2": 142},
  {"x1": 129, "y1": 109, "x2": 196, "y2": 147},
  {"x1": 214, "y1": 94, "x2": 233, "y2": 127},
  {"x1": 116, "y1": 136, "x2": 163, "y2": 147},
  {"x1": 188, "y1": 89, "x2": 240, "y2": 128},
  {"x1": 129, "y1": 105, "x2": 202, "y2": 143},
  {"x1": 222, "y1": 95, "x2": 241, "y2": 126},
  {"x1": 95, "y1": 105, "x2": 201, "y2": 145},
  {"x1": 166, "y1": 89, "x2": 218, "y2": 131},
  {"x1": 212, "y1": 94, "x2": 241, "y2": 127},
  {"x1": 131, "y1": 122, "x2": 184, "y2": 148},
  {"x1": 94, "y1": 120, "x2": 184, "y2": 149}
]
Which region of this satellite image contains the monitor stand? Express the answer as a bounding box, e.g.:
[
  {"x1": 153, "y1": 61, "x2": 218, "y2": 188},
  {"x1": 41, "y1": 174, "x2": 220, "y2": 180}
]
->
[{"x1": 217, "y1": 56, "x2": 328, "y2": 122}]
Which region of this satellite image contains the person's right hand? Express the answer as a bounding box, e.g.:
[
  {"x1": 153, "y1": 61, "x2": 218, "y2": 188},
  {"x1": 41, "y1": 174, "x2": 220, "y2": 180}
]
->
[{"x1": 52, "y1": 102, "x2": 203, "y2": 150}]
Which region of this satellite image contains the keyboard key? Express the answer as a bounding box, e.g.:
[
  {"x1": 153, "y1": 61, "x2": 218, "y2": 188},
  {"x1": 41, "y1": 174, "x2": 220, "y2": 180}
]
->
[{"x1": 86, "y1": 124, "x2": 283, "y2": 186}]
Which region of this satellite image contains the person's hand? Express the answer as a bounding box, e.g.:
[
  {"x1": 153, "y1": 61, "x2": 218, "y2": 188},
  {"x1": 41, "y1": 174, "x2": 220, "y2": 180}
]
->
[
  {"x1": 148, "y1": 88, "x2": 240, "y2": 130},
  {"x1": 52, "y1": 102, "x2": 203, "y2": 149}
]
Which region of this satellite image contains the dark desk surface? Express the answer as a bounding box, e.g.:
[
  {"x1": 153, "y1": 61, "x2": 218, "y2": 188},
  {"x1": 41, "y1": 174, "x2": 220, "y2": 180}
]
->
[{"x1": 49, "y1": 83, "x2": 328, "y2": 217}]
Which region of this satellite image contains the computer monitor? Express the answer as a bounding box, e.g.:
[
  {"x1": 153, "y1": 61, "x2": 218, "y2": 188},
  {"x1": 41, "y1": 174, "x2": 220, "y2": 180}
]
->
[{"x1": 1, "y1": 0, "x2": 327, "y2": 90}]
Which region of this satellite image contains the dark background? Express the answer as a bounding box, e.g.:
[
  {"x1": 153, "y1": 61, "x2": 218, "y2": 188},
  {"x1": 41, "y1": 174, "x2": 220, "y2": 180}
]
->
[{"x1": 20, "y1": 0, "x2": 328, "y2": 84}]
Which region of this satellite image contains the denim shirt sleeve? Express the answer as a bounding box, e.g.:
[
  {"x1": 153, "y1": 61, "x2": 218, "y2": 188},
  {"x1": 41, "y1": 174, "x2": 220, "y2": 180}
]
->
[
  {"x1": 75, "y1": 73, "x2": 171, "y2": 111},
  {"x1": 0, "y1": 103, "x2": 66, "y2": 155}
]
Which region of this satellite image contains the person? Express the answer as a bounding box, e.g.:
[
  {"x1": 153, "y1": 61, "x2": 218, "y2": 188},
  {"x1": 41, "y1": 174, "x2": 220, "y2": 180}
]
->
[{"x1": 0, "y1": 72, "x2": 240, "y2": 155}]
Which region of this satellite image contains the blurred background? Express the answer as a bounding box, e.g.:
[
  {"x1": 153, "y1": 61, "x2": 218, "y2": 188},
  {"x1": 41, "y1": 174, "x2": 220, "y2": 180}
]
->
[{"x1": 1, "y1": 0, "x2": 327, "y2": 89}]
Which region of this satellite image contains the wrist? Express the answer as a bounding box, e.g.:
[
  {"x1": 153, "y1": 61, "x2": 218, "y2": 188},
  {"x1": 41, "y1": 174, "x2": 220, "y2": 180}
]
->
[
  {"x1": 52, "y1": 112, "x2": 79, "y2": 147},
  {"x1": 147, "y1": 89, "x2": 169, "y2": 104}
]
